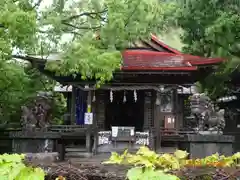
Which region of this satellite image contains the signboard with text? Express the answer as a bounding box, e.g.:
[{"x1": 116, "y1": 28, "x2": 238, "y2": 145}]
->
[{"x1": 84, "y1": 112, "x2": 93, "y2": 125}]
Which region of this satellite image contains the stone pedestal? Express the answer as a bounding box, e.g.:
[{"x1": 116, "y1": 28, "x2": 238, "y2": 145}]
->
[
  {"x1": 10, "y1": 131, "x2": 60, "y2": 153},
  {"x1": 179, "y1": 134, "x2": 234, "y2": 158},
  {"x1": 12, "y1": 139, "x2": 54, "y2": 153}
]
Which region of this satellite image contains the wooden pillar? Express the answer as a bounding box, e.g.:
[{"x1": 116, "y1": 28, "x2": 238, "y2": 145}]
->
[
  {"x1": 151, "y1": 91, "x2": 155, "y2": 128},
  {"x1": 172, "y1": 88, "x2": 179, "y2": 130},
  {"x1": 96, "y1": 90, "x2": 105, "y2": 130},
  {"x1": 70, "y1": 86, "x2": 77, "y2": 124},
  {"x1": 150, "y1": 91, "x2": 156, "y2": 150},
  {"x1": 143, "y1": 91, "x2": 152, "y2": 130},
  {"x1": 57, "y1": 139, "x2": 65, "y2": 161},
  {"x1": 92, "y1": 91, "x2": 98, "y2": 154},
  {"x1": 171, "y1": 87, "x2": 179, "y2": 150},
  {"x1": 178, "y1": 95, "x2": 184, "y2": 129},
  {"x1": 154, "y1": 91, "x2": 161, "y2": 151},
  {"x1": 86, "y1": 90, "x2": 92, "y2": 153}
]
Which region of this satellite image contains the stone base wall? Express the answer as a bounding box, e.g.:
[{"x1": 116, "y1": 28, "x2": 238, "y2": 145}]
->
[
  {"x1": 12, "y1": 139, "x2": 54, "y2": 153},
  {"x1": 179, "y1": 134, "x2": 234, "y2": 158}
]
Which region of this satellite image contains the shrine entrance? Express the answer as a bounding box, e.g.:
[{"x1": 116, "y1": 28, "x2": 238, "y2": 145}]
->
[{"x1": 105, "y1": 90, "x2": 144, "y2": 131}]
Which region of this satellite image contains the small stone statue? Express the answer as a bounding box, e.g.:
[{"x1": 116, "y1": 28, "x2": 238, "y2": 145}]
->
[
  {"x1": 21, "y1": 106, "x2": 37, "y2": 131},
  {"x1": 189, "y1": 93, "x2": 225, "y2": 134},
  {"x1": 20, "y1": 92, "x2": 53, "y2": 131}
]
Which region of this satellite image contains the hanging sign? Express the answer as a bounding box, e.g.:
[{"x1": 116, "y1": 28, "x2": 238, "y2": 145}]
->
[
  {"x1": 84, "y1": 112, "x2": 93, "y2": 125},
  {"x1": 112, "y1": 126, "x2": 118, "y2": 137}
]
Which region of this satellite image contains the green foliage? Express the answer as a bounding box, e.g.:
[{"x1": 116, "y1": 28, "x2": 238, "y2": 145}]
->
[
  {"x1": 127, "y1": 167, "x2": 179, "y2": 180},
  {"x1": 185, "y1": 152, "x2": 240, "y2": 168},
  {"x1": 0, "y1": 0, "x2": 37, "y2": 56},
  {"x1": 51, "y1": 92, "x2": 67, "y2": 124},
  {"x1": 0, "y1": 0, "x2": 56, "y2": 123},
  {"x1": 103, "y1": 146, "x2": 186, "y2": 180},
  {"x1": 0, "y1": 153, "x2": 45, "y2": 180},
  {"x1": 169, "y1": 0, "x2": 240, "y2": 97},
  {"x1": 44, "y1": 0, "x2": 171, "y2": 85},
  {"x1": 104, "y1": 146, "x2": 188, "y2": 170},
  {"x1": 104, "y1": 146, "x2": 240, "y2": 180},
  {"x1": 159, "y1": 28, "x2": 184, "y2": 51},
  {"x1": 0, "y1": 61, "x2": 56, "y2": 123}
]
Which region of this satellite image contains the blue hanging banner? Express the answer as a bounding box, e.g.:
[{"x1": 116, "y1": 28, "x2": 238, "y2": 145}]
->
[{"x1": 75, "y1": 88, "x2": 86, "y2": 125}]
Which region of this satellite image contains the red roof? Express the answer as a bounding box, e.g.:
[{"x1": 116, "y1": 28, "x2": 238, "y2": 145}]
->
[{"x1": 121, "y1": 35, "x2": 225, "y2": 71}]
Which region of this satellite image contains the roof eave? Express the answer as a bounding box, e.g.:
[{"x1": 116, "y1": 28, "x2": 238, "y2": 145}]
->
[
  {"x1": 121, "y1": 66, "x2": 198, "y2": 71},
  {"x1": 189, "y1": 58, "x2": 225, "y2": 65},
  {"x1": 13, "y1": 55, "x2": 47, "y2": 64}
]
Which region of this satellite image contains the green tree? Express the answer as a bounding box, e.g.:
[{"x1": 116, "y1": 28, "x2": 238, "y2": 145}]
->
[
  {"x1": 39, "y1": 0, "x2": 172, "y2": 85},
  {"x1": 0, "y1": 0, "x2": 38, "y2": 122},
  {"x1": 0, "y1": 0, "x2": 60, "y2": 123},
  {"x1": 171, "y1": 0, "x2": 240, "y2": 98}
]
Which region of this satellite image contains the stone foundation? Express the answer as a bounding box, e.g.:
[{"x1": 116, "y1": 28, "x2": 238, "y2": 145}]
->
[
  {"x1": 179, "y1": 134, "x2": 234, "y2": 158},
  {"x1": 12, "y1": 139, "x2": 54, "y2": 153},
  {"x1": 10, "y1": 131, "x2": 60, "y2": 153},
  {"x1": 25, "y1": 152, "x2": 59, "y2": 164}
]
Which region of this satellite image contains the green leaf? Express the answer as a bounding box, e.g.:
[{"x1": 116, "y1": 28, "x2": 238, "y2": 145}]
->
[
  {"x1": 127, "y1": 167, "x2": 179, "y2": 180},
  {"x1": 126, "y1": 167, "x2": 143, "y2": 180},
  {"x1": 8, "y1": 163, "x2": 26, "y2": 180},
  {"x1": 174, "y1": 150, "x2": 189, "y2": 159},
  {"x1": 102, "y1": 152, "x2": 124, "y2": 164}
]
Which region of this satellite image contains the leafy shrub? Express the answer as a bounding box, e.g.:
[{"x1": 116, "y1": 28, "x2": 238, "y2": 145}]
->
[
  {"x1": 0, "y1": 153, "x2": 45, "y2": 180},
  {"x1": 103, "y1": 146, "x2": 240, "y2": 180},
  {"x1": 103, "y1": 146, "x2": 184, "y2": 180}
]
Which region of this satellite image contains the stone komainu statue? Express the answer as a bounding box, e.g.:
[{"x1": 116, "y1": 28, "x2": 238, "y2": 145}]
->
[
  {"x1": 21, "y1": 92, "x2": 53, "y2": 131},
  {"x1": 189, "y1": 93, "x2": 225, "y2": 133}
]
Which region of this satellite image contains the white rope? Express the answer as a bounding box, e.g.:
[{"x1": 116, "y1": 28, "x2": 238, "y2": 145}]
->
[{"x1": 76, "y1": 84, "x2": 176, "y2": 93}]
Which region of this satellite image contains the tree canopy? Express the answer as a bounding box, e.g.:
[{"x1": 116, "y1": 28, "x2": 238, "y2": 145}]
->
[
  {"x1": 0, "y1": 0, "x2": 39, "y2": 122},
  {"x1": 0, "y1": 0, "x2": 64, "y2": 123},
  {"x1": 172, "y1": 0, "x2": 240, "y2": 97},
  {"x1": 42, "y1": 0, "x2": 174, "y2": 85}
]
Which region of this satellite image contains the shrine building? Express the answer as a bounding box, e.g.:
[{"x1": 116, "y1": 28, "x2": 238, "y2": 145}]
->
[{"x1": 17, "y1": 35, "x2": 225, "y2": 154}]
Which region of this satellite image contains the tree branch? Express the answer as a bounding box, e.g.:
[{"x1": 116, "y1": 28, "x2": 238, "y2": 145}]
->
[
  {"x1": 33, "y1": 0, "x2": 43, "y2": 9},
  {"x1": 68, "y1": 31, "x2": 83, "y2": 36},
  {"x1": 62, "y1": 9, "x2": 107, "y2": 23},
  {"x1": 62, "y1": 22, "x2": 101, "y2": 30},
  {"x1": 38, "y1": 28, "x2": 83, "y2": 37},
  {"x1": 125, "y1": 3, "x2": 139, "y2": 27}
]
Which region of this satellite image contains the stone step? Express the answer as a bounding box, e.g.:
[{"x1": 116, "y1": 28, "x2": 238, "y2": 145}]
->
[
  {"x1": 65, "y1": 147, "x2": 86, "y2": 152},
  {"x1": 66, "y1": 152, "x2": 92, "y2": 158}
]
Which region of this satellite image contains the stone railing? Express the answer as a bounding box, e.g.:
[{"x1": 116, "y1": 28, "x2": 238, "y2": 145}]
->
[{"x1": 47, "y1": 125, "x2": 85, "y2": 132}]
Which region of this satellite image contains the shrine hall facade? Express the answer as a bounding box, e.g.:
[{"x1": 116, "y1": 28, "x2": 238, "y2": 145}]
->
[{"x1": 17, "y1": 35, "x2": 224, "y2": 153}]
